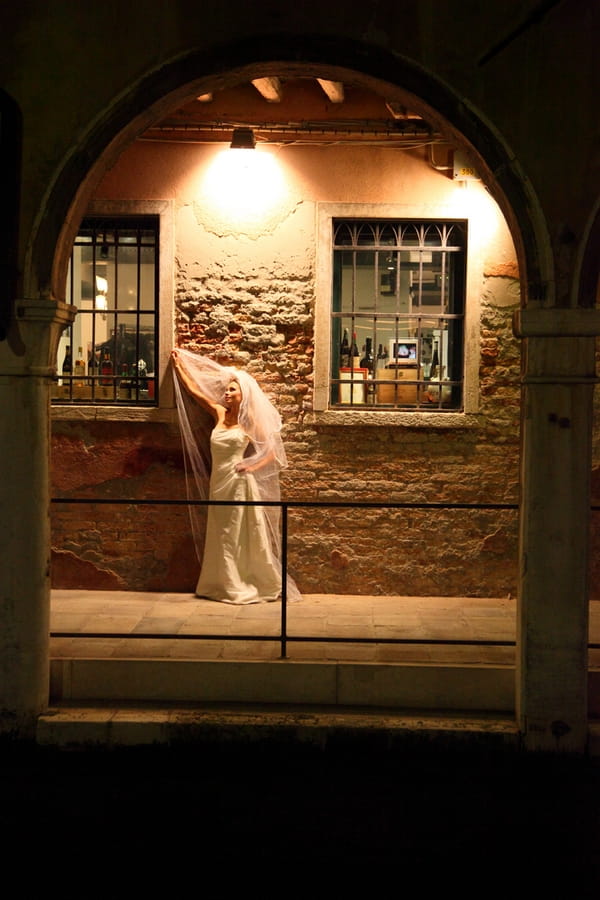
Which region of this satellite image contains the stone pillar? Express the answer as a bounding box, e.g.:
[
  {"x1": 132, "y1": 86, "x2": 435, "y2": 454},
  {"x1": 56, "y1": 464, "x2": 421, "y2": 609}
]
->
[
  {"x1": 0, "y1": 298, "x2": 75, "y2": 737},
  {"x1": 514, "y1": 308, "x2": 600, "y2": 753}
]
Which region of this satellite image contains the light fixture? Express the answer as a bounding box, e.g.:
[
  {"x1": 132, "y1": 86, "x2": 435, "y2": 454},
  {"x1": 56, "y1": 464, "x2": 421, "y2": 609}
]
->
[
  {"x1": 230, "y1": 127, "x2": 256, "y2": 150},
  {"x1": 95, "y1": 274, "x2": 108, "y2": 313}
]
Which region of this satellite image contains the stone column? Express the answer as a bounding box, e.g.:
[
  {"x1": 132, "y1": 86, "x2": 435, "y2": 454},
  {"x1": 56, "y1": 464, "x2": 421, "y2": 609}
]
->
[
  {"x1": 0, "y1": 298, "x2": 75, "y2": 738},
  {"x1": 514, "y1": 308, "x2": 600, "y2": 753}
]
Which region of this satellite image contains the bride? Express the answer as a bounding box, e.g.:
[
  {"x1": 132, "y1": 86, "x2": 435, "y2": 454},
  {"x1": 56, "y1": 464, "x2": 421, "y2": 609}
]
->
[{"x1": 171, "y1": 348, "x2": 300, "y2": 604}]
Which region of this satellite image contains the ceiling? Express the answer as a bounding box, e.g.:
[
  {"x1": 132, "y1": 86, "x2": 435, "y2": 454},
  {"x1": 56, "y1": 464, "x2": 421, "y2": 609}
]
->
[{"x1": 141, "y1": 76, "x2": 443, "y2": 147}]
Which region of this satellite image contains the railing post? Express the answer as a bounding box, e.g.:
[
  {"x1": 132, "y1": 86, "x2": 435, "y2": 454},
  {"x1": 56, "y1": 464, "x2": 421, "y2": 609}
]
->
[{"x1": 280, "y1": 501, "x2": 288, "y2": 658}]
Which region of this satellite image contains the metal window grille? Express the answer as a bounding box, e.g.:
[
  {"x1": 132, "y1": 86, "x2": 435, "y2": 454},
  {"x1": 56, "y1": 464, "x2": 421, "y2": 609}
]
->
[
  {"x1": 331, "y1": 219, "x2": 467, "y2": 410},
  {"x1": 53, "y1": 215, "x2": 159, "y2": 406}
]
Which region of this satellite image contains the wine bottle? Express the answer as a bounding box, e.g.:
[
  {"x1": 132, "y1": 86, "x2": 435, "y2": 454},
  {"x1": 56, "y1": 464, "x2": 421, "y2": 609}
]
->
[
  {"x1": 74, "y1": 346, "x2": 85, "y2": 386},
  {"x1": 361, "y1": 337, "x2": 375, "y2": 401},
  {"x1": 62, "y1": 345, "x2": 72, "y2": 376},
  {"x1": 87, "y1": 350, "x2": 96, "y2": 387},
  {"x1": 350, "y1": 331, "x2": 360, "y2": 369},
  {"x1": 430, "y1": 341, "x2": 439, "y2": 379},
  {"x1": 340, "y1": 328, "x2": 350, "y2": 368},
  {"x1": 100, "y1": 349, "x2": 113, "y2": 386},
  {"x1": 60, "y1": 345, "x2": 72, "y2": 391},
  {"x1": 360, "y1": 337, "x2": 374, "y2": 373},
  {"x1": 129, "y1": 361, "x2": 138, "y2": 398},
  {"x1": 118, "y1": 361, "x2": 131, "y2": 399}
]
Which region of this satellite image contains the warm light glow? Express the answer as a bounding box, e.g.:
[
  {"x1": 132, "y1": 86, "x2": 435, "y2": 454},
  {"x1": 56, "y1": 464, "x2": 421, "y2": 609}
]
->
[
  {"x1": 200, "y1": 147, "x2": 287, "y2": 222},
  {"x1": 452, "y1": 180, "x2": 503, "y2": 244},
  {"x1": 95, "y1": 274, "x2": 108, "y2": 310}
]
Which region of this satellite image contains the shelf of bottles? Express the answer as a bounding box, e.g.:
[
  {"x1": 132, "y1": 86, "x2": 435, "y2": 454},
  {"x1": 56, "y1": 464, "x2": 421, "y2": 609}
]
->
[
  {"x1": 330, "y1": 218, "x2": 466, "y2": 411},
  {"x1": 52, "y1": 216, "x2": 158, "y2": 405},
  {"x1": 53, "y1": 341, "x2": 156, "y2": 404},
  {"x1": 333, "y1": 315, "x2": 461, "y2": 410}
]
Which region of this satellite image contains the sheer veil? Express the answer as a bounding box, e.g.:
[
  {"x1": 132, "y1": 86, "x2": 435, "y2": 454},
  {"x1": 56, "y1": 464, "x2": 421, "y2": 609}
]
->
[{"x1": 172, "y1": 348, "x2": 300, "y2": 601}]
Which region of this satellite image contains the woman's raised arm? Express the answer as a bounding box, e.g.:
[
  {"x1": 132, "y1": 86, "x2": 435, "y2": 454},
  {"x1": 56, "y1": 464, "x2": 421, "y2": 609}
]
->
[{"x1": 171, "y1": 349, "x2": 220, "y2": 421}]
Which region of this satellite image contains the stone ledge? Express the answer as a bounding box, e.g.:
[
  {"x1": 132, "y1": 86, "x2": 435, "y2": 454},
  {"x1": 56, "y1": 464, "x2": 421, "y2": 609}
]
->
[
  {"x1": 311, "y1": 410, "x2": 481, "y2": 429},
  {"x1": 37, "y1": 702, "x2": 521, "y2": 752}
]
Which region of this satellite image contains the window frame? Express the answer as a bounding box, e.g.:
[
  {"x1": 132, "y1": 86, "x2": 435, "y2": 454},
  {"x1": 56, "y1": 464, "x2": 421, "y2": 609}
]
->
[
  {"x1": 52, "y1": 199, "x2": 175, "y2": 421},
  {"x1": 329, "y1": 218, "x2": 466, "y2": 412},
  {"x1": 314, "y1": 203, "x2": 482, "y2": 421}
]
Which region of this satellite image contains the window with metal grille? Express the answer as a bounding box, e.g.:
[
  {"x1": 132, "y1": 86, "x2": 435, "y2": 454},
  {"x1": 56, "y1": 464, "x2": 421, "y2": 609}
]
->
[
  {"x1": 53, "y1": 215, "x2": 159, "y2": 406},
  {"x1": 331, "y1": 219, "x2": 466, "y2": 411}
]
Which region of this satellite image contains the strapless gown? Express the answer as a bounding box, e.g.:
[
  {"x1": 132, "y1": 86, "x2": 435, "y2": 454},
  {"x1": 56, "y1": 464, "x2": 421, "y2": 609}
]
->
[{"x1": 195, "y1": 426, "x2": 282, "y2": 604}]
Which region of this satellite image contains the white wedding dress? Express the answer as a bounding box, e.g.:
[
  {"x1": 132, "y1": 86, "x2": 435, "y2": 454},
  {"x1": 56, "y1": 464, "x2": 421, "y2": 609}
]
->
[{"x1": 196, "y1": 425, "x2": 282, "y2": 604}]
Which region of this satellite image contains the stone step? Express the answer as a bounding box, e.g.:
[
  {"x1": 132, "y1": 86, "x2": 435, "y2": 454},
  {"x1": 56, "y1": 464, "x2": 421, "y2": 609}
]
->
[
  {"x1": 50, "y1": 656, "x2": 515, "y2": 710},
  {"x1": 41, "y1": 658, "x2": 600, "y2": 753}
]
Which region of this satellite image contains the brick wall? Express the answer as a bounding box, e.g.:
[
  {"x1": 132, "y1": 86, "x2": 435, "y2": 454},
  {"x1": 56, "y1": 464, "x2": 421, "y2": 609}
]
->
[
  {"x1": 51, "y1": 141, "x2": 522, "y2": 598},
  {"x1": 51, "y1": 267, "x2": 521, "y2": 597}
]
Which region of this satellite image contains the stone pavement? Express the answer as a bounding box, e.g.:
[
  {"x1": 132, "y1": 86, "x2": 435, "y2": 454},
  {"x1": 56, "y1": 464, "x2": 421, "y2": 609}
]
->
[
  {"x1": 50, "y1": 590, "x2": 522, "y2": 664},
  {"x1": 45, "y1": 590, "x2": 600, "y2": 759},
  {"x1": 50, "y1": 589, "x2": 600, "y2": 665}
]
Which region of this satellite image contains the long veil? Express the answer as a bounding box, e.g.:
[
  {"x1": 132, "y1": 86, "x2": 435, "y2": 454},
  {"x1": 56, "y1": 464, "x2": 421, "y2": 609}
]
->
[{"x1": 172, "y1": 349, "x2": 301, "y2": 602}]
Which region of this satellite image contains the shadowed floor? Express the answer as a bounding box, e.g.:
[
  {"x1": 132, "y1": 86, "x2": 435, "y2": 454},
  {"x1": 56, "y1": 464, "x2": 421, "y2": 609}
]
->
[{"x1": 1, "y1": 736, "x2": 599, "y2": 889}]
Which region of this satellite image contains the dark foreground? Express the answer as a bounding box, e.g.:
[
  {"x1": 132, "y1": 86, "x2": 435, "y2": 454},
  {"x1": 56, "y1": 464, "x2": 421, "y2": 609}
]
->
[{"x1": 2, "y1": 736, "x2": 599, "y2": 890}]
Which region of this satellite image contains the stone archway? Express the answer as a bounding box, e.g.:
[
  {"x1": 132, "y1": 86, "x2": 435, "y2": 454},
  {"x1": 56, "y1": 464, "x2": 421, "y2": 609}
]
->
[
  {"x1": 16, "y1": 35, "x2": 576, "y2": 746},
  {"x1": 43, "y1": 44, "x2": 537, "y2": 604},
  {"x1": 26, "y1": 36, "x2": 546, "y2": 313},
  {"x1": 582, "y1": 202, "x2": 600, "y2": 608},
  {"x1": 579, "y1": 202, "x2": 600, "y2": 309}
]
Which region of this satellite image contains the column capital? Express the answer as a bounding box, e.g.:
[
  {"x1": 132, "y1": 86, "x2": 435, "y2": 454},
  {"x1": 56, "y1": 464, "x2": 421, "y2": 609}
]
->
[
  {"x1": 0, "y1": 298, "x2": 76, "y2": 377},
  {"x1": 513, "y1": 307, "x2": 600, "y2": 338}
]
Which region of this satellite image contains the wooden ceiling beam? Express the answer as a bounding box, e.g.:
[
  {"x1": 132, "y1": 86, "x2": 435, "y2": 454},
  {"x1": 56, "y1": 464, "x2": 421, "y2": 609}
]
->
[
  {"x1": 317, "y1": 79, "x2": 344, "y2": 103},
  {"x1": 386, "y1": 101, "x2": 408, "y2": 119},
  {"x1": 385, "y1": 101, "x2": 424, "y2": 120},
  {"x1": 251, "y1": 77, "x2": 283, "y2": 102}
]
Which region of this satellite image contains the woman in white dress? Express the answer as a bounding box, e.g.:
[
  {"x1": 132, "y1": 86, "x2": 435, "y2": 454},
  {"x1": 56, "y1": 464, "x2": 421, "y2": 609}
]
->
[{"x1": 171, "y1": 348, "x2": 299, "y2": 604}]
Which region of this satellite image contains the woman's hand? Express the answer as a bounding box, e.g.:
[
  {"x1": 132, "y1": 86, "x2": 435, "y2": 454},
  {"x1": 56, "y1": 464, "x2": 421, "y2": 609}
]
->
[{"x1": 235, "y1": 461, "x2": 253, "y2": 474}]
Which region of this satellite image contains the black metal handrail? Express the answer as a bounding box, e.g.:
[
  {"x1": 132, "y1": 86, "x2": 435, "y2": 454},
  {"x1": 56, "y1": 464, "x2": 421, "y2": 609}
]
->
[{"x1": 50, "y1": 496, "x2": 597, "y2": 657}]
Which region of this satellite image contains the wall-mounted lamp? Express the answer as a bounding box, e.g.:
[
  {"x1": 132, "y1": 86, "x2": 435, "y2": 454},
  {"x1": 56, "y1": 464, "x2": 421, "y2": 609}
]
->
[
  {"x1": 230, "y1": 127, "x2": 256, "y2": 149},
  {"x1": 95, "y1": 274, "x2": 108, "y2": 314}
]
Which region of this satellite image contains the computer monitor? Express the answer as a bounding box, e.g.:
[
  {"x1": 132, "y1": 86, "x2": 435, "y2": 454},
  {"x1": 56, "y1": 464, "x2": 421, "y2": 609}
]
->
[{"x1": 389, "y1": 338, "x2": 418, "y2": 364}]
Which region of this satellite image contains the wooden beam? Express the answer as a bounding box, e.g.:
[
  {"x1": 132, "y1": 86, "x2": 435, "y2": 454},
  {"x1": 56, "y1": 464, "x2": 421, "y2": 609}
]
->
[
  {"x1": 251, "y1": 77, "x2": 282, "y2": 102},
  {"x1": 386, "y1": 101, "x2": 408, "y2": 119},
  {"x1": 386, "y1": 101, "x2": 424, "y2": 121},
  {"x1": 317, "y1": 79, "x2": 344, "y2": 103}
]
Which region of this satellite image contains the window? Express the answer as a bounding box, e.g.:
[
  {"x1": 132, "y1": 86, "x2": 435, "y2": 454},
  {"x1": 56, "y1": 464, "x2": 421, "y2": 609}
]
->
[
  {"x1": 330, "y1": 218, "x2": 466, "y2": 411},
  {"x1": 53, "y1": 215, "x2": 159, "y2": 406}
]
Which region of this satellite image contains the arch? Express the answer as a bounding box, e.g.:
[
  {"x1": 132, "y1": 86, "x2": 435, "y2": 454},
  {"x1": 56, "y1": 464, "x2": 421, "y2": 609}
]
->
[
  {"x1": 27, "y1": 34, "x2": 548, "y2": 311},
  {"x1": 578, "y1": 201, "x2": 600, "y2": 308},
  {"x1": 0, "y1": 89, "x2": 22, "y2": 341}
]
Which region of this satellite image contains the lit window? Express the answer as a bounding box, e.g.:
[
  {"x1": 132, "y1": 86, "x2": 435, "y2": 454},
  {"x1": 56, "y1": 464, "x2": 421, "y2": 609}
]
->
[
  {"x1": 330, "y1": 219, "x2": 466, "y2": 411},
  {"x1": 53, "y1": 215, "x2": 159, "y2": 406}
]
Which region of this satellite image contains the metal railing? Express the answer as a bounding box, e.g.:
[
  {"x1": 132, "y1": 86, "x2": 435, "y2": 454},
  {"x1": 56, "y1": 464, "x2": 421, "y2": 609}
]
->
[
  {"x1": 50, "y1": 496, "x2": 526, "y2": 658},
  {"x1": 51, "y1": 498, "x2": 600, "y2": 657}
]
